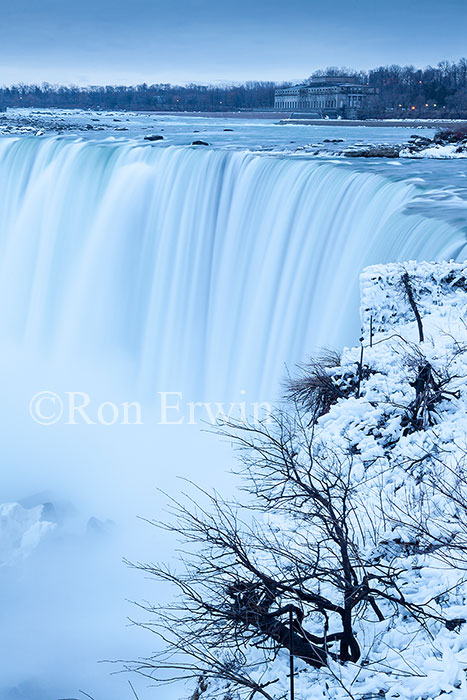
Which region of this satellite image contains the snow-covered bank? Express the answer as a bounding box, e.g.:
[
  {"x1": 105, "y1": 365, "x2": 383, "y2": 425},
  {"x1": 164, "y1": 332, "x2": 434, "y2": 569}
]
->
[
  {"x1": 183, "y1": 260, "x2": 467, "y2": 700},
  {"x1": 313, "y1": 261, "x2": 467, "y2": 698},
  {"x1": 294, "y1": 261, "x2": 467, "y2": 699}
]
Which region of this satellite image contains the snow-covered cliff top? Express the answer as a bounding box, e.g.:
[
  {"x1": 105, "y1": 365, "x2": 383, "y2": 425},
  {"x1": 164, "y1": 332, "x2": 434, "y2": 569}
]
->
[
  {"x1": 360, "y1": 260, "x2": 467, "y2": 338},
  {"x1": 304, "y1": 260, "x2": 467, "y2": 699}
]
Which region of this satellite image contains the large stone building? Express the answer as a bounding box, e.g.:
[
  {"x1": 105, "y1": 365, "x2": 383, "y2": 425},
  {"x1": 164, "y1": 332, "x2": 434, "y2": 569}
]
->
[{"x1": 274, "y1": 76, "x2": 377, "y2": 117}]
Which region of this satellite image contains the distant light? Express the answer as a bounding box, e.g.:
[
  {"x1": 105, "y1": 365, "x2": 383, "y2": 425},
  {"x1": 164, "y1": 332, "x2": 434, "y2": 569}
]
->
[
  {"x1": 425, "y1": 103, "x2": 428, "y2": 107},
  {"x1": 398, "y1": 104, "x2": 402, "y2": 107},
  {"x1": 434, "y1": 103, "x2": 437, "y2": 107},
  {"x1": 419, "y1": 81, "x2": 422, "y2": 84},
  {"x1": 411, "y1": 106, "x2": 416, "y2": 110}
]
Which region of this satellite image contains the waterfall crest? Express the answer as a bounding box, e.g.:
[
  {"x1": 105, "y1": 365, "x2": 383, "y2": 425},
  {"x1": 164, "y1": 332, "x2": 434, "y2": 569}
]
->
[{"x1": 0, "y1": 136, "x2": 465, "y2": 399}]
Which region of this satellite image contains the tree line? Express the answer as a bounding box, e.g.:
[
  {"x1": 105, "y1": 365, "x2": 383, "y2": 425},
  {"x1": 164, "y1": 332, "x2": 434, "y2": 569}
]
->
[
  {"x1": 365, "y1": 58, "x2": 467, "y2": 117},
  {"x1": 0, "y1": 82, "x2": 277, "y2": 112},
  {"x1": 307, "y1": 60, "x2": 467, "y2": 117},
  {"x1": 1, "y1": 58, "x2": 467, "y2": 116}
]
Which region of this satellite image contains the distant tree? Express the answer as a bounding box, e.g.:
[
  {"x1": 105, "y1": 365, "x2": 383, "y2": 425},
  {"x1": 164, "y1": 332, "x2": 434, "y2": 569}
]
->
[{"x1": 307, "y1": 66, "x2": 366, "y2": 83}]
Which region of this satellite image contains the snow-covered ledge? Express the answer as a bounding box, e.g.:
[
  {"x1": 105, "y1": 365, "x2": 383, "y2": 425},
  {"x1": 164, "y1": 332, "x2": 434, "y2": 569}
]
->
[{"x1": 360, "y1": 260, "x2": 467, "y2": 339}]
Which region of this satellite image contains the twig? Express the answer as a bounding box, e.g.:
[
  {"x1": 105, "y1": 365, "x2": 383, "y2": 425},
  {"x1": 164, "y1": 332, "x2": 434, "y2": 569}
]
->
[{"x1": 128, "y1": 680, "x2": 141, "y2": 700}]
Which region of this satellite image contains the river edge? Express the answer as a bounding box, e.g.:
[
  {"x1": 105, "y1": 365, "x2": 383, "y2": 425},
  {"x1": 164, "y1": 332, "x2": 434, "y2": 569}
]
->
[{"x1": 152, "y1": 111, "x2": 467, "y2": 128}]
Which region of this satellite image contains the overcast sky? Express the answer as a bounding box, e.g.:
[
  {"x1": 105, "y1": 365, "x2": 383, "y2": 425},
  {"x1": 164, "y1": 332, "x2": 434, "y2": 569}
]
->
[{"x1": 0, "y1": 0, "x2": 466, "y2": 86}]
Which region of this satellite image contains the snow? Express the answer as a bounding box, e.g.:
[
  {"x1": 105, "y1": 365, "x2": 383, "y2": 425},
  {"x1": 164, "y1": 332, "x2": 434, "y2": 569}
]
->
[
  {"x1": 360, "y1": 260, "x2": 467, "y2": 336},
  {"x1": 0, "y1": 502, "x2": 54, "y2": 565},
  {"x1": 400, "y1": 143, "x2": 467, "y2": 158},
  {"x1": 301, "y1": 261, "x2": 467, "y2": 699},
  {"x1": 204, "y1": 260, "x2": 467, "y2": 700}
]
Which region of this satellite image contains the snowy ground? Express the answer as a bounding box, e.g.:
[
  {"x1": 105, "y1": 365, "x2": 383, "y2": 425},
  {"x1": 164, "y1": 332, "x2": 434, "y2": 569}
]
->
[{"x1": 199, "y1": 261, "x2": 467, "y2": 700}]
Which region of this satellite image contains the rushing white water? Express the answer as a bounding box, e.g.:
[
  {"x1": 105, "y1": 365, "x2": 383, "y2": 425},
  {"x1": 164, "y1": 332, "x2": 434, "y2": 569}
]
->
[{"x1": 0, "y1": 136, "x2": 465, "y2": 401}]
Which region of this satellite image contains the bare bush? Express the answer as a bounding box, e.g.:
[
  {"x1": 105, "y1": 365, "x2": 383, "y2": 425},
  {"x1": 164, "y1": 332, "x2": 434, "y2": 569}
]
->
[{"x1": 285, "y1": 351, "x2": 373, "y2": 422}]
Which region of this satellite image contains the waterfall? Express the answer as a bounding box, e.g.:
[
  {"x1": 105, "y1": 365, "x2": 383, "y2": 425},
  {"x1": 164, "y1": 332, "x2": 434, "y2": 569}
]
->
[
  {"x1": 0, "y1": 136, "x2": 465, "y2": 400},
  {"x1": 1, "y1": 135, "x2": 467, "y2": 700}
]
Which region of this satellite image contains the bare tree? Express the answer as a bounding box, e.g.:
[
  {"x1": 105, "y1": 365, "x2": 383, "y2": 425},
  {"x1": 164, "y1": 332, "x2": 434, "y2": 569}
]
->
[{"x1": 126, "y1": 395, "x2": 460, "y2": 698}]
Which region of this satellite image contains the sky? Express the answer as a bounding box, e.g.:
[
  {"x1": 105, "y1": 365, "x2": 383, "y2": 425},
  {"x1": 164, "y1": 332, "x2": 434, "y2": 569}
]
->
[{"x1": 0, "y1": 0, "x2": 466, "y2": 86}]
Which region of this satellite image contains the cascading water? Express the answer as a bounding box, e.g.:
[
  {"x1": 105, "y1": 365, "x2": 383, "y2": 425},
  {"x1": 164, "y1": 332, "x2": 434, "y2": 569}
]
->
[
  {"x1": 0, "y1": 136, "x2": 465, "y2": 401},
  {"x1": 1, "y1": 134, "x2": 467, "y2": 700}
]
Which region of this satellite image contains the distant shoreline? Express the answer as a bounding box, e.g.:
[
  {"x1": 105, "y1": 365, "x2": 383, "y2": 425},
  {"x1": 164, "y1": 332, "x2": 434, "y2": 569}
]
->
[
  {"x1": 149, "y1": 111, "x2": 467, "y2": 128},
  {"x1": 6, "y1": 107, "x2": 467, "y2": 129}
]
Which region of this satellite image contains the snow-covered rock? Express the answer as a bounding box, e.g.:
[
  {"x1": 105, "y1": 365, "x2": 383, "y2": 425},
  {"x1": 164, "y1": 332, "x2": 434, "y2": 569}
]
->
[
  {"x1": 400, "y1": 142, "x2": 467, "y2": 158},
  {"x1": 400, "y1": 129, "x2": 467, "y2": 158},
  {"x1": 0, "y1": 502, "x2": 55, "y2": 566}
]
